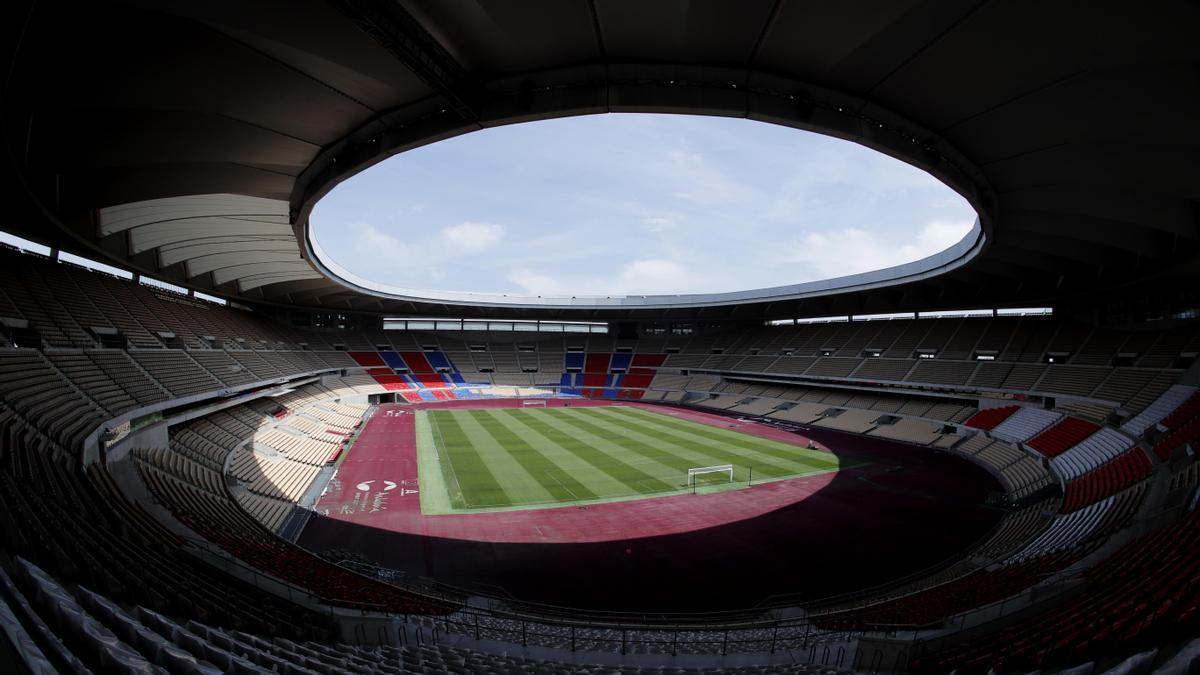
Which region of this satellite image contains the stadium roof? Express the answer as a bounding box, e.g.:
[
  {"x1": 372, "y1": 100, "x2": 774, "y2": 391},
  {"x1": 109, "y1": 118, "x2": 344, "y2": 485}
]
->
[{"x1": 3, "y1": 0, "x2": 1198, "y2": 320}]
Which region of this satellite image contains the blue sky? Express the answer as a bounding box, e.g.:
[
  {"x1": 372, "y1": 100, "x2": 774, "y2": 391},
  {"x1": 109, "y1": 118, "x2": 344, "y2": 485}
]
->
[{"x1": 310, "y1": 113, "x2": 976, "y2": 297}]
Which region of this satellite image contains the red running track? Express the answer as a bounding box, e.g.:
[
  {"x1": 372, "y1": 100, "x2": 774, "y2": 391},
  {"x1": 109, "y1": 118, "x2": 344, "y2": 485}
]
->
[
  {"x1": 313, "y1": 399, "x2": 841, "y2": 544},
  {"x1": 300, "y1": 399, "x2": 1004, "y2": 612}
]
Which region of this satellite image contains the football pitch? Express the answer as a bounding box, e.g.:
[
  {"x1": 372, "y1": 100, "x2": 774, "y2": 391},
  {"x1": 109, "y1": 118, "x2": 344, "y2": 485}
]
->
[{"x1": 415, "y1": 405, "x2": 848, "y2": 513}]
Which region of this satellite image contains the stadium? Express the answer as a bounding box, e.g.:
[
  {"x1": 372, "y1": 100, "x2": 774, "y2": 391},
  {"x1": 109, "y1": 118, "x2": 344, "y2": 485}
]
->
[{"x1": 0, "y1": 1, "x2": 1198, "y2": 673}]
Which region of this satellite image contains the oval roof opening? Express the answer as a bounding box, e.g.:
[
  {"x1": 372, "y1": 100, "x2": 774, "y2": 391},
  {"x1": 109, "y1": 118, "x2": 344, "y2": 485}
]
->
[{"x1": 310, "y1": 113, "x2": 977, "y2": 303}]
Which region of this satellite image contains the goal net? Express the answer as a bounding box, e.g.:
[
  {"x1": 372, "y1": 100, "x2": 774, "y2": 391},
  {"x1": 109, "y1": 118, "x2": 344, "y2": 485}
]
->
[
  {"x1": 521, "y1": 399, "x2": 548, "y2": 407},
  {"x1": 687, "y1": 464, "x2": 734, "y2": 487}
]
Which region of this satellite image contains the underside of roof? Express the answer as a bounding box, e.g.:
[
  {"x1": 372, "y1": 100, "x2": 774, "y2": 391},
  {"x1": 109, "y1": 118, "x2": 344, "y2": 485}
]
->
[{"x1": 2, "y1": 0, "x2": 1198, "y2": 320}]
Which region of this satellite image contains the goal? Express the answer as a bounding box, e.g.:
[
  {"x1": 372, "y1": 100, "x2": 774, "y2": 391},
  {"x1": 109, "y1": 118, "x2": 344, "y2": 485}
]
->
[
  {"x1": 687, "y1": 464, "x2": 734, "y2": 487},
  {"x1": 520, "y1": 399, "x2": 548, "y2": 408}
]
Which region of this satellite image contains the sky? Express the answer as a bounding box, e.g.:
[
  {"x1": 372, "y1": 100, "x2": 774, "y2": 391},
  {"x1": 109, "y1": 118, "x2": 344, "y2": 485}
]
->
[{"x1": 310, "y1": 113, "x2": 977, "y2": 298}]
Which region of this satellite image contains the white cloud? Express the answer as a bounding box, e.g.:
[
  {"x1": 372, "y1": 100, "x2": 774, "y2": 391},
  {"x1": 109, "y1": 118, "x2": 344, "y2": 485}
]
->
[
  {"x1": 441, "y1": 221, "x2": 504, "y2": 251},
  {"x1": 507, "y1": 268, "x2": 563, "y2": 296},
  {"x1": 507, "y1": 259, "x2": 700, "y2": 297},
  {"x1": 349, "y1": 222, "x2": 412, "y2": 259},
  {"x1": 641, "y1": 216, "x2": 679, "y2": 233},
  {"x1": 915, "y1": 220, "x2": 974, "y2": 250},
  {"x1": 774, "y1": 220, "x2": 974, "y2": 281},
  {"x1": 617, "y1": 259, "x2": 689, "y2": 293},
  {"x1": 312, "y1": 114, "x2": 978, "y2": 296}
]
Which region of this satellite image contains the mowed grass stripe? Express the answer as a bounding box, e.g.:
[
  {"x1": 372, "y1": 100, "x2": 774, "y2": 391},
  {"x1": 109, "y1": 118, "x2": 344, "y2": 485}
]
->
[
  {"x1": 563, "y1": 407, "x2": 824, "y2": 479},
  {"x1": 429, "y1": 412, "x2": 513, "y2": 508},
  {"x1": 516, "y1": 411, "x2": 676, "y2": 494},
  {"x1": 414, "y1": 411, "x2": 458, "y2": 513},
  {"x1": 540, "y1": 407, "x2": 776, "y2": 481},
  {"x1": 567, "y1": 407, "x2": 813, "y2": 478},
  {"x1": 599, "y1": 407, "x2": 839, "y2": 473},
  {"x1": 476, "y1": 410, "x2": 600, "y2": 502},
  {"x1": 531, "y1": 409, "x2": 735, "y2": 484},
  {"x1": 612, "y1": 406, "x2": 830, "y2": 458},
  {"x1": 485, "y1": 411, "x2": 643, "y2": 499},
  {"x1": 446, "y1": 411, "x2": 560, "y2": 507},
  {"x1": 607, "y1": 408, "x2": 841, "y2": 477}
]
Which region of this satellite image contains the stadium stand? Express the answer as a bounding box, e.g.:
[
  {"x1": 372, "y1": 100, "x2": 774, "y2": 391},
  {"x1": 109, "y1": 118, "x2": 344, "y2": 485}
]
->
[
  {"x1": 0, "y1": 172, "x2": 1196, "y2": 672},
  {"x1": 1050, "y1": 428, "x2": 1137, "y2": 481},
  {"x1": 988, "y1": 407, "x2": 1062, "y2": 444},
  {"x1": 6, "y1": 3, "x2": 1200, "y2": 672},
  {"x1": 913, "y1": 508, "x2": 1200, "y2": 673},
  {"x1": 963, "y1": 406, "x2": 1018, "y2": 431},
  {"x1": 1027, "y1": 417, "x2": 1102, "y2": 457}
]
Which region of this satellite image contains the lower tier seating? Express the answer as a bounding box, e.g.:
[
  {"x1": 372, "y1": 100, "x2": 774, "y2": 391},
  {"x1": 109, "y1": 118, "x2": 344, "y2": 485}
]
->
[
  {"x1": 914, "y1": 507, "x2": 1200, "y2": 674},
  {"x1": 1061, "y1": 450, "x2": 1154, "y2": 513},
  {"x1": 2, "y1": 555, "x2": 853, "y2": 675}
]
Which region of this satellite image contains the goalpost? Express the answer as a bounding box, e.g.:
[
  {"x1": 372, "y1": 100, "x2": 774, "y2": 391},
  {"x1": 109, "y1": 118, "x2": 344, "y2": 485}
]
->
[
  {"x1": 687, "y1": 464, "x2": 734, "y2": 487},
  {"x1": 520, "y1": 399, "x2": 548, "y2": 408}
]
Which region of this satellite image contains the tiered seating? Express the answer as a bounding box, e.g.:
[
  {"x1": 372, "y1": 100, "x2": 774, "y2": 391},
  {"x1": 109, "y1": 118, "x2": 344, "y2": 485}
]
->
[
  {"x1": 1061, "y1": 450, "x2": 1153, "y2": 513},
  {"x1": 229, "y1": 445, "x2": 320, "y2": 502},
  {"x1": 9, "y1": 557, "x2": 167, "y2": 672},
  {"x1": 226, "y1": 349, "x2": 281, "y2": 379},
  {"x1": 0, "y1": 349, "x2": 107, "y2": 450},
  {"x1": 1036, "y1": 365, "x2": 1112, "y2": 397},
  {"x1": 86, "y1": 349, "x2": 169, "y2": 405},
  {"x1": 185, "y1": 519, "x2": 455, "y2": 614},
  {"x1": 0, "y1": 449, "x2": 333, "y2": 642},
  {"x1": 804, "y1": 357, "x2": 863, "y2": 378},
  {"x1": 816, "y1": 549, "x2": 1088, "y2": 631},
  {"x1": 44, "y1": 349, "x2": 139, "y2": 415},
  {"x1": 130, "y1": 350, "x2": 224, "y2": 397},
  {"x1": 188, "y1": 349, "x2": 260, "y2": 387},
  {"x1": 963, "y1": 405, "x2": 1018, "y2": 430},
  {"x1": 1051, "y1": 427, "x2": 1136, "y2": 481},
  {"x1": 989, "y1": 407, "x2": 1061, "y2": 443},
  {"x1": 256, "y1": 427, "x2": 340, "y2": 466},
  {"x1": 916, "y1": 508, "x2": 1200, "y2": 673},
  {"x1": 949, "y1": 434, "x2": 1052, "y2": 498},
  {"x1": 868, "y1": 418, "x2": 943, "y2": 445},
  {"x1": 1000, "y1": 363, "x2": 1046, "y2": 391},
  {"x1": 851, "y1": 357, "x2": 914, "y2": 381},
  {"x1": 907, "y1": 357, "x2": 974, "y2": 384},
  {"x1": 1160, "y1": 390, "x2": 1200, "y2": 429},
  {"x1": 1026, "y1": 416, "x2": 1101, "y2": 457},
  {"x1": 1092, "y1": 368, "x2": 1157, "y2": 406},
  {"x1": 6, "y1": 243, "x2": 1200, "y2": 674},
  {"x1": 1010, "y1": 483, "x2": 1145, "y2": 562},
  {"x1": 1146, "y1": 388, "x2": 1200, "y2": 462},
  {"x1": 2, "y1": 555, "x2": 855, "y2": 675},
  {"x1": 695, "y1": 394, "x2": 744, "y2": 410},
  {"x1": 1122, "y1": 384, "x2": 1197, "y2": 436},
  {"x1": 812, "y1": 408, "x2": 879, "y2": 433}
]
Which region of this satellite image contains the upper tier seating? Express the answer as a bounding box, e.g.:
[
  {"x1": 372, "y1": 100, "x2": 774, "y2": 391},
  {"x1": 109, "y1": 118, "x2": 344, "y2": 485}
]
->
[
  {"x1": 1050, "y1": 428, "x2": 1136, "y2": 481},
  {"x1": 1152, "y1": 391, "x2": 1200, "y2": 461},
  {"x1": 1061, "y1": 450, "x2": 1153, "y2": 513},
  {"x1": 1027, "y1": 417, "x2": 1102, "y2": 457},
  {"x1": 964, "y1": 406, "x2": 1018, "y2": 430},
  {"x1": 1122, "y1": 384, "x2": 1198, "y2": 436},
  {"x1": 990, "y1": 407, "x2": 1062, "y2": 444}
]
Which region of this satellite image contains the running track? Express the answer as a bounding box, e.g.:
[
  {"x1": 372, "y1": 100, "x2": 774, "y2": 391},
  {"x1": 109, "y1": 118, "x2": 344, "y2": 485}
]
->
[
  {"x1": 311, "y1": 399, "x2": 844, "y2": 544},
  {"x1": 300, "y1": 399, "x2": 1006, "y2": 612}
]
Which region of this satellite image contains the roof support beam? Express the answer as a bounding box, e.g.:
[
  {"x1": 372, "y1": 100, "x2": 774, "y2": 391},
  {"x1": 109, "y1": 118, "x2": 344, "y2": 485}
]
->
[{"x1": 331, "y1": 0, "x2": 478, "y2": 121}]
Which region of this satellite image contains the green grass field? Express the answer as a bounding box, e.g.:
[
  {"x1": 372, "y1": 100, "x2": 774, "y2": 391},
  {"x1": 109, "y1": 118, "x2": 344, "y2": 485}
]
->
[{"x1": 415, "y1": 405, "x2": 845, "y2": 513}]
